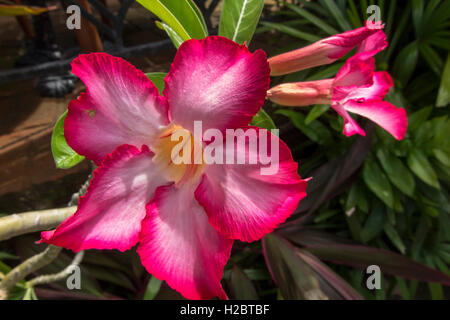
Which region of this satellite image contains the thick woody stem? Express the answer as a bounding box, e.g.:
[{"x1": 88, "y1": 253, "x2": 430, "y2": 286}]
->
[
  {"x1": 28, "y1": 251, "x2": 84, "y2": 287},
  {"x1": 0, "y1": 207, "x2": 76, "y2": 242},
  {"x1": 0, "y1": 174, "x2": 92, "y2": 300},
  {"x1": 0, "y1": 245, "x2": 62, "y2": 299}
]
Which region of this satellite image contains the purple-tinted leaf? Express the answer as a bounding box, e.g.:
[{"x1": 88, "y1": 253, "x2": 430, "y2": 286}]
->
[
  {"x1": 304, "y1": 244, "x2": 450, "y2": 286},
  {"x1": 297, "y1": 250, "x2": 363, "y2": 300},
  {"x1": 262, "y1": 233, "x2": 327, "y2": 300},
  {"x1": 229, "y1": 265, "x2": 259, "y2": 300}
]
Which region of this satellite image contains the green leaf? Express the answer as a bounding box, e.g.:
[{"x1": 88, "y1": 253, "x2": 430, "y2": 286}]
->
[
  {"x1": 259, "y1": 21, "x2": 321, "y2": 42},
  {"x1": 436, "y1": 53, "x2": 450, "y2": 107},
  {"x1": 137, "y1": 0, "x2": 207, "y2": 42},
  {"x1": 362, "y1": 206, "x2": 386, "y2": 243},
  {"x1": 320, "y1": 0, "x2": 351, "y2": 30},
  {"x1": 376, "y1": 149, "x2": 416, "y2": 197},
  {"x1": 384, "y1": 221, "x2": 406, "y2": 254},
  {"x1": 407, "y1": 149, "x2": 440, "y2": 189},
  {"x1": 145, "y1": 72, "x2": 167, "y2": 95},
  {"x1": 407, "y1": 106, "x2": 433, "y2": 132},
  {"x1": 362, "y1": 157, "x2": 395, "y2": 208},
  {"x1": 286, "y1": 3, "x2": 339, "y2": 35},
  {"x1": 432, "y1": 149, "x2": 450, "y2": 167},
  {"x1": 229, "y1": 265, "x2": 259, "y2": 300},
  {"x1": 275, "y1": 109, "x2": 333, "y2": 145},
  {"x1": 23, "y1": 287, "x2": 38, "y2": 300},
  {"x1": 51, "y1": 111, "x2": 85, "y2": 169},
  {"x1": 219, "y1": 0, "x2": 265, "y2": 45},
  {"x1": 155, "y1": 21, "x2": 183, "y2": 48},
  {"x1": 0, "y1": 252, "x2": 18, "y2": 260},
  {"x1": 250, "y1": 109, "x2": 276, "y2": 130},
  {"x1": 143, "y1": 276, "x2": 163, "y2": 300},
  {"x1": 305, "y1": 105, "x2": 330, "y2": 124},
  {"x1": 393, "y1": 41, "x2": 419, "y2": 86}
]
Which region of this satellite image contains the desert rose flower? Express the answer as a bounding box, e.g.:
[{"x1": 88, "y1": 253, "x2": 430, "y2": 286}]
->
[
  {"x1": 39, "y1": 36, "x2": 308, "y2": 300},
  {"x1": 268, "y1": 21, "x2": 386, "y2": 76}
]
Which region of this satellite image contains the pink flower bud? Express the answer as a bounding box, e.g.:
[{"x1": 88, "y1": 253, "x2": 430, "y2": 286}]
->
[
  {"x1": 268, "y1": 23, "x2": 385, "y2": 76},
  {"x1": 267, "y1": 79, "x2": 333, "y2": 106}
]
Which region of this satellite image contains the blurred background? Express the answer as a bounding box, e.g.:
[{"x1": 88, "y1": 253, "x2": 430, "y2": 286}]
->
[{"x1": 0, "y1": 0, "x2": 449, "y2": 300}]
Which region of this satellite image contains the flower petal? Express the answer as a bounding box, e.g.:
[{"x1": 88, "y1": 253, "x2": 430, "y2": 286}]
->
[
  {"x1": 331, "y1": 103, "x2": 366, "y2": 137},
  {"x1": 40, "y1": 145, "x2": 167, "y2": 252},
  {"x1": 195, "y1": 127, "x2": 308, "y2": 242},
  {"x1": 333, "y1": 53, "x2": 375, "y2": 89},
  {"x1": 66, "y1": 53, "x2": 169, "y2": 165},
  {"x1": 138, "y1": 184, "x2": 233, "y2": 300},
  {"x1": 338, "y1": 71, "x2": 393, "y2": 103},
  {"x1": 356, "y1": 29, "x2": 388, "y2": 56},
  {"x1": 164, "y1": 36, "x2": 270, "y2": 133},
  {"x1": 344, "y1": 100, "x2": 408, "y2": 140}
]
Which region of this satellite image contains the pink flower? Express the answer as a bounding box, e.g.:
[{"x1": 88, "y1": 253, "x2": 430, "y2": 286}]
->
[
  {"x1": 39, "y1": 36, "x2": 308, "y2": 300},
  {"x1": 268, "y1": 22, "x2": 386, "y2": 76},
  {"x1": 268, "y1": 29, "x2": 407, "y2": 140}
]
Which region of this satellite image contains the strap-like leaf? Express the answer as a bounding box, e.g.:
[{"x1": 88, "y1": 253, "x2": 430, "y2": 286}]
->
[
  {"x1": 219, "y1": 0, "x2": 265, "y2": 44},
  {"x1": 137, "y1": 0, "x2": 207, "y2": 42}
]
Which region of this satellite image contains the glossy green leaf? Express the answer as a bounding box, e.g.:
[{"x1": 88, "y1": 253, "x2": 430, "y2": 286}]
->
[
  {"x1": 145, "y1": 72, "x2": 167, "y2": 95},
  {"x1": 51, "y1": 111, "x2": 85, "y2": 169},
  {"x1": 219, "y1": 0, "x2": 265, "y2": 44},
  {"x1": 155, "y1": 21, "x2": 183, "y2": 48},
  {"x1": 250, "y1": 109, "x2": 276, "y2": 130},
  {"x1": 393, "y1": 41, "x2": 419, "y2": 86},
  {"x1": 376, "y1": 149, "x2": 416, "y2": 197},
  {"x1": 137, "y1": 0, "x2": 207, "y2": 42},
  {"x1": 362, "y1": 157, "x2": 395, "y2": 208},
  {"x1": 230, "y1": 265, "x2": 259, "y2": 300},
  {"x1": 436, "y1": 53, "x2": 450, "y2": 107},
  {"x1": 407, "y1": 149, "x2": 440, "y2": 189},
  {"x1": 143, "y1": 276, "x2": 163, "y2": 300}
]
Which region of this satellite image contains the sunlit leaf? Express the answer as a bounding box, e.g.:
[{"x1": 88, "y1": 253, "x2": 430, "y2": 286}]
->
[
  {"x1": 137, "y1": 0, "x2": 207, "y2": 42},
  {"x1": 219, "y1": 0, "x2": 265, "y2": 44},
  {"x1": 51, "y1": 111, "x2": 85, "y2": 169},
  {"x1": 145, "y1": 72, "x2": 166, "y2": 95},
  {"x1": 155, "y1": 21, "x2": 183, "y2": 48},
  {"x1": 250, "y1": 109, "x2": 276, "y2": 130},
  {"x1": 143, "y1": 276, "x2": 163, "y2": 300}
]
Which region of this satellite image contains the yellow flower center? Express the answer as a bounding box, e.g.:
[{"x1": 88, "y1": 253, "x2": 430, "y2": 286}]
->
[{"x1": 152, "y1": 124, "x2": 205, "y2": 186}]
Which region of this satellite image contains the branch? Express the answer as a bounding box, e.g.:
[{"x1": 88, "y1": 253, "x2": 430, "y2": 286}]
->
[
  {"x1": 0, "y1": 206, "x2": 76, "y2": 241},
  {"x1": 0, "y1": 245, "x2": 62, "y2": 299},
  {"x1": 28, "y1": 251, "x2": 84, "y2": 287}
]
